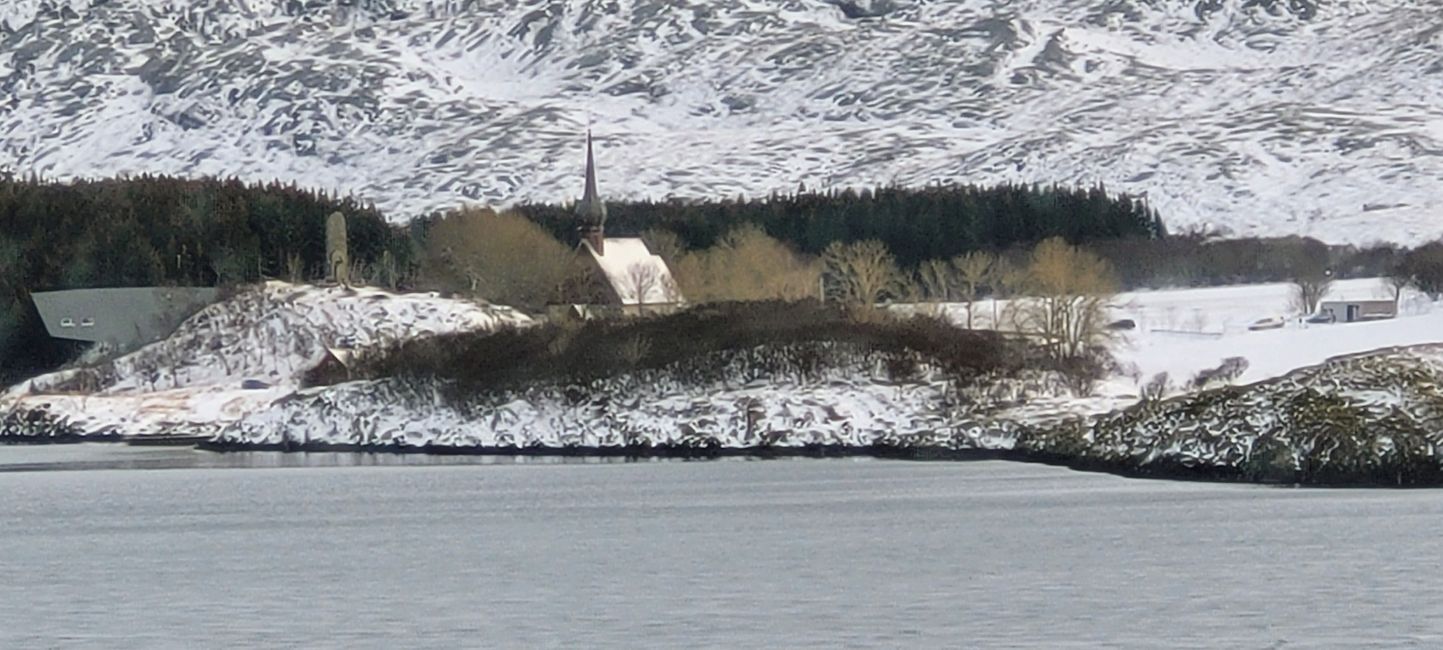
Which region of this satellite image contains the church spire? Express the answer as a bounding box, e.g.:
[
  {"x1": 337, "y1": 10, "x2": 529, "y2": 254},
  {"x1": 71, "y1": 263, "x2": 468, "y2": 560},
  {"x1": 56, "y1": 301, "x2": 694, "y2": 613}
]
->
[{"x1": 576, "y1": 130, "x2": 607, "y2": 227}]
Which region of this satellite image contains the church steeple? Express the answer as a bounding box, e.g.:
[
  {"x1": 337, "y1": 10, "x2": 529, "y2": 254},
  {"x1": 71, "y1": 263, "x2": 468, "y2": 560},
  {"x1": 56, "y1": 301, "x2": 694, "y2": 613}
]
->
[
  {"x1": 576, "y1": 130, "x2": 607, "y2": 254},
  {"x1": 576, "y1": 130, "x2": 607, "y2": 227}
]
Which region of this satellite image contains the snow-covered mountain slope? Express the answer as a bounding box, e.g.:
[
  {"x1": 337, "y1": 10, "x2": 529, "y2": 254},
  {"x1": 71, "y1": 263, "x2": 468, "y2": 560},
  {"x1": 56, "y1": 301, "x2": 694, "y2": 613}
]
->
[
  {"x1": 0, "y1": 282, "x2": 531, "y2": 436},
  {"x1": 4, "y1": 0, "x2": 1440, "y2": 244}
]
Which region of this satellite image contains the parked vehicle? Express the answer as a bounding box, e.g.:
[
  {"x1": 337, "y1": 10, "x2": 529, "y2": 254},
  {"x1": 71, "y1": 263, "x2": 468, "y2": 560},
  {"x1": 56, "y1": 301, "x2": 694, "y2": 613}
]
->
[{"x1": 1248, "y1": 317, "x2": 1285, "y2": 331}]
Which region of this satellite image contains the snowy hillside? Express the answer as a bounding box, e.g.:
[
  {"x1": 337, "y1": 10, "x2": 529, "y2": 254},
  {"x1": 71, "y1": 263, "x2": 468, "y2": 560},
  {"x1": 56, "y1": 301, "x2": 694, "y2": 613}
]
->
[
  {"x1": 1046, "y1": 345, "x2": 1443, "y2": 485},
  {"x1": 204, "y1": 331, "x2": 1443, "y2": 486},
  {"x1": 4, "y1": 0, "x2": 1441, "y2": 243},
  {"x1": 212, "y1": 343, "x2": 1019, "y2": 452},
  {"x1": 0, "y1": 282, "x2": 531, "y2": 437}
]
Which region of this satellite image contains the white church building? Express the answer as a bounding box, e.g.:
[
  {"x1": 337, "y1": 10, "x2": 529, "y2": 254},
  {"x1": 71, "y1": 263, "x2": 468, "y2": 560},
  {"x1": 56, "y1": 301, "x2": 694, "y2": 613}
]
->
[{"x1": 562, "y1": 132, "x2": 683, "y2": 317}]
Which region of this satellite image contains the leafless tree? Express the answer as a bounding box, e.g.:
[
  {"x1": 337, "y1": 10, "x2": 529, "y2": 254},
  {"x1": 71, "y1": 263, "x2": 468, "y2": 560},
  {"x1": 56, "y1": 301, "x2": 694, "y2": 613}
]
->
[
  {"x1": 419, "y1": 208, "x2": 571, "y2": 311},
  {"x1": 915, "y1": 259, "x2": 954, "y2": 302},
  {"x1": 673, "y1": 224, "x2": 818, "y2": 303},
  {"x1": 990, "y1": 257, "x2": 1025, "y2": 329},
  {"x1": 641, "y1": 228, "x2": 685, "y2": 267},
  {"x1": 820, "y1": 240, "x2": 903, "y2": 306},
  {"x1": 1385, "y1": 265, "x2": 1412, "y2": 306},
  {"x1": 952, "y1": 251, "x2": 996, "y2": 329},
  {"x1": 285, "y1": 252, "x2": 305, "y2": 283},
  {"x1": 1013, "y1": 238, "x2": 1118, "y2": 362},
  {"x1": 625, "y1": 262, "x2": 663, "y2": 315},
  {"x1": 1140, "y1": 372, "x2": 1171, "y2": 403},
  {"x1": 1290, "y1": 269, "x2": 1333, "y2": 315}
]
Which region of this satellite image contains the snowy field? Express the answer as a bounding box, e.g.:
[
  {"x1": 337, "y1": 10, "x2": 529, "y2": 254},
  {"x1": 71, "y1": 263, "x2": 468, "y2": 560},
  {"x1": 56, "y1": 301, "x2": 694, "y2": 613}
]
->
[
  {"x1": 902, "y1": 277, "x2": 1443, "y2": 420},
  {"x1": 1106, "y1": 278, "x2": 1437, "y2": 392}
]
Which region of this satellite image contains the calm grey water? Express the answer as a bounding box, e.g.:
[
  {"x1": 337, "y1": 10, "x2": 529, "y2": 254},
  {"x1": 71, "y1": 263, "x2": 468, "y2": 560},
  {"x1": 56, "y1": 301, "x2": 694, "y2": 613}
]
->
[{"x1": 3, "y1": 446, "x2": 1442, "y2": 649}]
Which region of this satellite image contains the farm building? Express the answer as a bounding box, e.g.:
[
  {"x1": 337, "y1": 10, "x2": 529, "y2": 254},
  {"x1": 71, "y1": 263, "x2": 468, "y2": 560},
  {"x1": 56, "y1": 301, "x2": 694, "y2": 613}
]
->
[
  {"x1": 32, "y1": 287, "x2": 220, "y2": 351},
  {"x1": 1314, "y1": 299, "x2": 1396, "y2": 323}
]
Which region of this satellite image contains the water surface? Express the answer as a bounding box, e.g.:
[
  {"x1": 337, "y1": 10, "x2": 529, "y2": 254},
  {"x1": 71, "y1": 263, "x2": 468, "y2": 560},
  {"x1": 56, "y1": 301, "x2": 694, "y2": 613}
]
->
[{"x1": 2, "y1": 447, "x2": 1440, "y2": 648}]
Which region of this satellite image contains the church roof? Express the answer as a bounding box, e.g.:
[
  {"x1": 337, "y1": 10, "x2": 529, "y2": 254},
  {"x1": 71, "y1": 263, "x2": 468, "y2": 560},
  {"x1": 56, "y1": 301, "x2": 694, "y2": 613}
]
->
[{"x1": 580, "y1": 238, "x2": 682, "y2": 306}]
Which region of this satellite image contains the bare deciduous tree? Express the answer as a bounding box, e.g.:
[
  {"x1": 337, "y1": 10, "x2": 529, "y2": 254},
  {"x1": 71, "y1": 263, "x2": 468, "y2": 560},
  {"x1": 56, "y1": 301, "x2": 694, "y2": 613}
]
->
[
  {"x1": 420, "y1": 208, "x2": 571, "y2": 311},
  {"x1": 1140, "y1": 372, "x2": 1171, "y2": 403},
  {"x1": 1014, "y1": 238, "x2": 1118, "y2": 362},
  {"x1": 1289, "y1": 268, "x2": 1333, "y2": 315},
  {"x1": 624, "y1": 262, "x2": 663, "y2": 315},
  {"x1": 915, "y1": 259, "x2": 954, "y2": 302},
  {"x1": 991, "y1": 257, "x2": 1026, "y2": 329},
  {"x1": 285, "y1": 252, "x2": 305, "y2": 283},
  {"x1": 1404, "y1": 242, "x2": 1443, "y2": 299},
  {"x1": 1192, "y1": 356, "x2": 1250, "y2": 389},
  {"x1": 1386, "y1": 262, "x2": 1413, "y2": 306},
  {"x1": 821, "y1": 239, "x2": 902, "y2": 306},
  {"x1": 952, "y1": 251, "x2": 996, "y2": 329},
  {"x1": 640, "y1": 228, "x2": 685, "y2": 267},
  {"x1": 674, "y1": 224, "x2": 819, "y2": 303}
]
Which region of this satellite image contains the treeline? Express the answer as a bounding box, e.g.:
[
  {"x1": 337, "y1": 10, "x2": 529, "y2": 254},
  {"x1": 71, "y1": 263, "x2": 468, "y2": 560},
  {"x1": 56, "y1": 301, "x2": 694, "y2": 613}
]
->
[
  {"x1": 6, "y1": 173, "x2": 1441, "y2": 387},
  {"x1": 513, "y1": 183, "x2": 1164, "y2": 268},
  {"x1": 0, "y1": 175, "x2": 413, "y2": 382},
  {"x1": 1088, "y1": 234, "x2": 1401, "y2": 289}
]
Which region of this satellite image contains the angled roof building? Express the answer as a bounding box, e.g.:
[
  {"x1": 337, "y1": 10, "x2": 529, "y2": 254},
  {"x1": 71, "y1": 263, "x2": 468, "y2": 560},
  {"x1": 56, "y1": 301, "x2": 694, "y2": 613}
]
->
[{"x1": 565, "y1": 131, "x2": 682, "y2": 315}]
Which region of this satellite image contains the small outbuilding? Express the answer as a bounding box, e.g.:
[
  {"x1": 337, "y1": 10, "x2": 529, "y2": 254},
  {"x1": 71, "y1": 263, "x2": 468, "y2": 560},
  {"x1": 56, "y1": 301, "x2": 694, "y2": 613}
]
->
[{"x1": 1314, "y1": 299, "x2": 1396, "y2": 324}]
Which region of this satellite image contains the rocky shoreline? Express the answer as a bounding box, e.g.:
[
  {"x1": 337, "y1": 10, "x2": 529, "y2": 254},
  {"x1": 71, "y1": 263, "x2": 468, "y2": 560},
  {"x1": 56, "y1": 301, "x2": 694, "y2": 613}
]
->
[
  {"x1": 187, "y1": 438, "x2": 1341, "y2": 486},
  {"x1": 10, "y1": 345, "x2": 1443, "y2": 487},
  {"x1": 6, "y1": 411, "x2": 1437, "y2": 488}
]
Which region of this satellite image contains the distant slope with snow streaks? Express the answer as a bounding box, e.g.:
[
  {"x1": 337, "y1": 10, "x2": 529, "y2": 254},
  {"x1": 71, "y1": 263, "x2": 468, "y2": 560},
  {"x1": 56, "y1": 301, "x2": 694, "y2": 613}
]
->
[{"x1": 2, "y1": 0, "x2": 1441, "y2": 243}]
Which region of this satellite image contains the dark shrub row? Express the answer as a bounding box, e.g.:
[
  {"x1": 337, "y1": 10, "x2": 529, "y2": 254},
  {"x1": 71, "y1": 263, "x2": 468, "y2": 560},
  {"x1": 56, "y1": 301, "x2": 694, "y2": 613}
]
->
[{"x1": 338, "y1": 301, "x2": 1046, "y2": 394}]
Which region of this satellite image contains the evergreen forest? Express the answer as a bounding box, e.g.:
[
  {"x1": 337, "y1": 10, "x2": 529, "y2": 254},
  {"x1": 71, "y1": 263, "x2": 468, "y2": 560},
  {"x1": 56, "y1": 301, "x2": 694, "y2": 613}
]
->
[
  {"x1": 0, "y1": 175, "x2": 412, "y2": 381},
  {"x1": 10, "y1": 173, "x2": 1419, "y2": 386},
  {"x1": 513, "y1": 182, "x2": 1164, "y2": 268}
]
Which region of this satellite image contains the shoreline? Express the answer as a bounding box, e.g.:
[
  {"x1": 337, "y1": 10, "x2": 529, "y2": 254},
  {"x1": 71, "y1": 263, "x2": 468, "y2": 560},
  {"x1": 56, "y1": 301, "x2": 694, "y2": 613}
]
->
[
  {"x1": 2, "y1": 434, "x2": 1432, "y2": 487},
  {"x1": 190, "y1": 439, "x2": 1285, "y2": 487}
]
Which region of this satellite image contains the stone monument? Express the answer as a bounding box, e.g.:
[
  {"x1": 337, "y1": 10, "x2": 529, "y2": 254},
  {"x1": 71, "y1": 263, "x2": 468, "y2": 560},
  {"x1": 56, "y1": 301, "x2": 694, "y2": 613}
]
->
[{"x1": 326, "y1": 211, "x2": 349, "y2": 285}]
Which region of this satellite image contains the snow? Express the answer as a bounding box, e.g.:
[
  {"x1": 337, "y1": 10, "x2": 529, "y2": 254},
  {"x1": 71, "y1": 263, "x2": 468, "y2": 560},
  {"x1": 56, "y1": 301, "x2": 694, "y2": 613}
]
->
[
  {"x1": 213, "y1": 345, "x2": 1017, "y2": 451},
  {"x1": 0, "y1": 282, "x2": 531, "y2": 437},
  {"x1": 8, "y1": 274, "x2": 1443, "y2": 457},
  {"x1": 892, "y1": 277, "x2": 1443, "y2": 421},
  {"x1": 582, "y1": 238, "x2": 681, "y2": 305},
  {"x1": 207, "y1": 277, "x2": 1443, "y2": 453},
  {"x1": 1065, "y1": 344, "x2": 1443, "y2": 483},
  {"x1": 1104, "y1": 278, "x2": 1438, "y2": 392},
  {"x1": 2, "y1": 0, "x2": 1440, "y2": 245}
]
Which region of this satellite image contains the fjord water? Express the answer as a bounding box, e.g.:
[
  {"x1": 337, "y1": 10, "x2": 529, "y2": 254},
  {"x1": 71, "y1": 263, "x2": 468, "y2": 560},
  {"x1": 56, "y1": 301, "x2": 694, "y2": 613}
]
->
[{"x1": 3, "y1": 449, "x2": 1441, "y2": 648}]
